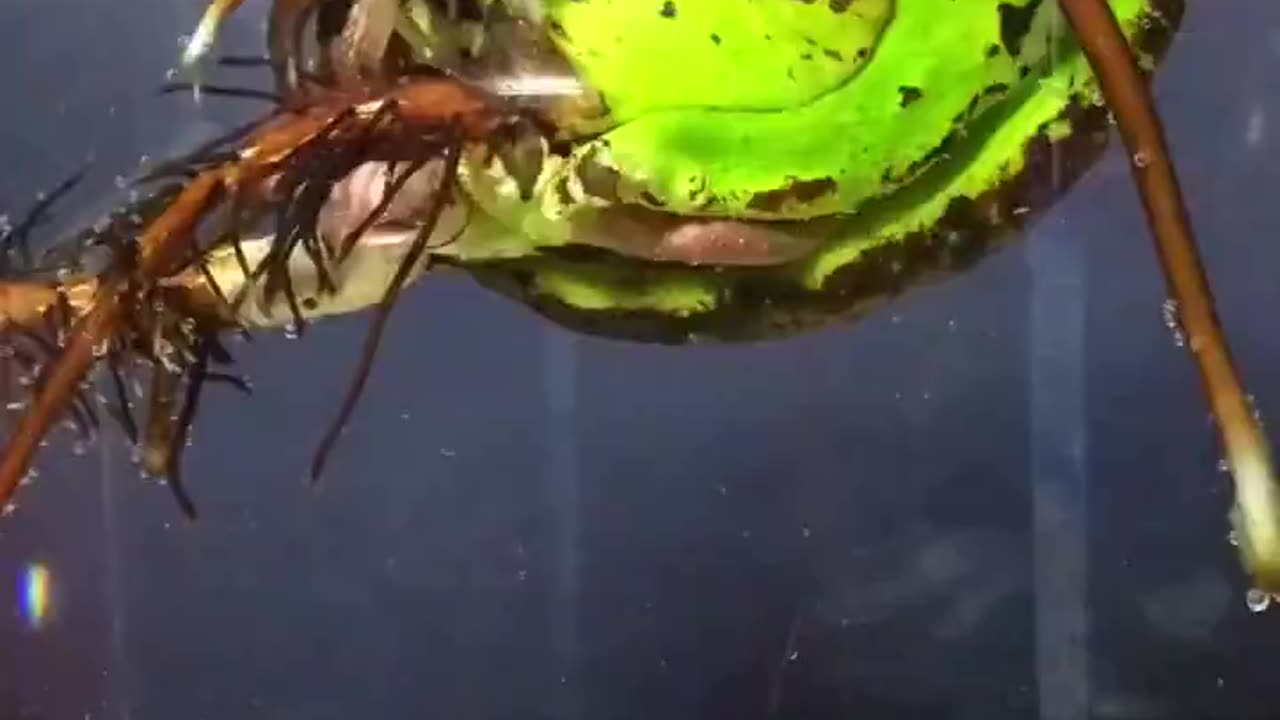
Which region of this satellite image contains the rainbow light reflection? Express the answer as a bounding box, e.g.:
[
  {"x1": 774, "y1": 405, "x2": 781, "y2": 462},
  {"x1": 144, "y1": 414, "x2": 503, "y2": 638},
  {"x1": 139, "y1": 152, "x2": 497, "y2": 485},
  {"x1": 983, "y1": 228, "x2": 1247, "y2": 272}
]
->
[{"x1": 20, "y1": 563, "x2": 51, "y2": 629}]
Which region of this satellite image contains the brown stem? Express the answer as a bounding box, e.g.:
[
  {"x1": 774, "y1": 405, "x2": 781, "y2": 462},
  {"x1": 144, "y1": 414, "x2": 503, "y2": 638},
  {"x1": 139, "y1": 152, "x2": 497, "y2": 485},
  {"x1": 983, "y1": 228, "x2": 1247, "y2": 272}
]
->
[{"x1": 1059, "y1": 0, "x2": 1280, "y2": 589}]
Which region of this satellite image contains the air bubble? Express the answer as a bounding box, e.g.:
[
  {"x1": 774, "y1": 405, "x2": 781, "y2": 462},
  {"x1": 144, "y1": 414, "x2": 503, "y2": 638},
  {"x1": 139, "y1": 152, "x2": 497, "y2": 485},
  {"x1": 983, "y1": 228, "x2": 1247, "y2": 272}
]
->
[
  {"x1": 1217, "y1": 458, "x2": 1230, "y2": 473},
  {"x1": 1132, "y1": 151, "x2": 1151, "y2": 168},
  {"x1": 1228, "y1": 529, "x2": 1240, "y2": 546},
  {"x1": 1243, "y1": 394, "x2": 1264, "y2": 423},
  {"x1": 283, "y1": 322, "x2": 300, "y2": 340},
  {"x1": 1162, "y1": 298, "x2": 1186, "y2": 347},
  {"x1": 1246, "y1": 588, "x2": 1272, "y2": 613}
]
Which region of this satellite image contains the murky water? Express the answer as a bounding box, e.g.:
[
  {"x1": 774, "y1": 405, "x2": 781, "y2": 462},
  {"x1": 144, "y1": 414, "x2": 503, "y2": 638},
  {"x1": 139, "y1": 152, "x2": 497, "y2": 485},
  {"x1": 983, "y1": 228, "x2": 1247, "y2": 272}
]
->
[{"x1": 3, "y1": 2, "x2": 1280, "y2": 718}]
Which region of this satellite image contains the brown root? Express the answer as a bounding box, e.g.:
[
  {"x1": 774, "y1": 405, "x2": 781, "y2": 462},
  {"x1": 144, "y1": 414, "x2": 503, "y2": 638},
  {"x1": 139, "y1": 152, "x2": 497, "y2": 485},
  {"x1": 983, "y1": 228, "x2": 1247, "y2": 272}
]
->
[
  {"x1": 309, "y1": 135, "x2": 462, "y2": 483},
  {"x1": 269, "y1": 0, "x2": 326, "y2": 103},
  {"x1": 0, "y1": 76, "x2": 515, "y2": 513},
  {"x1": 185, "y1": 0, "x2": 404, "y2": 106}
]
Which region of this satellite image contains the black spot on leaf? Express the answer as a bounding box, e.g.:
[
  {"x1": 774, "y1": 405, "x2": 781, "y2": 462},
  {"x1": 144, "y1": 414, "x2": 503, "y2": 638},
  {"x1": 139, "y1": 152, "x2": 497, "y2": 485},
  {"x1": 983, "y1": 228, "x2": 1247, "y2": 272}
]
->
[{"x1": 998, "y1": 0, "x2": 1044, "y2": 57}]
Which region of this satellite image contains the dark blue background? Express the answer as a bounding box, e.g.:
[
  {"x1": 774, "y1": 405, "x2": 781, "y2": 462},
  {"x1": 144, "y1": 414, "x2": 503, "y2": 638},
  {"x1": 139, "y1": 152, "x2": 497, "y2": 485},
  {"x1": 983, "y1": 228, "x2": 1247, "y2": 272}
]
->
[{"x1": 3, "y1": 2, "x2": 1280, "y2": 718}]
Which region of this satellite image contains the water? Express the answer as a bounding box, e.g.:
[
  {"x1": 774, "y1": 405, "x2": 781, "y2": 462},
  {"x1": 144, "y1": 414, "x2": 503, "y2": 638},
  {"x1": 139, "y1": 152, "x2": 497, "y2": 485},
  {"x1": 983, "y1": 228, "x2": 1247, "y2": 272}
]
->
[{"x1": 3, "y1": 1, "x2": 1280, "y2": 719}]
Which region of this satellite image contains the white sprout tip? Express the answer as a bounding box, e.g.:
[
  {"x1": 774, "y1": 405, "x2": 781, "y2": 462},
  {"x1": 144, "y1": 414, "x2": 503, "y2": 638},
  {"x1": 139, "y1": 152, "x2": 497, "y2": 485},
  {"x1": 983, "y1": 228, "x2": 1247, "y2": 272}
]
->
[{"x1": 179, "y1": 17, "x2": 218, "y2": 69}]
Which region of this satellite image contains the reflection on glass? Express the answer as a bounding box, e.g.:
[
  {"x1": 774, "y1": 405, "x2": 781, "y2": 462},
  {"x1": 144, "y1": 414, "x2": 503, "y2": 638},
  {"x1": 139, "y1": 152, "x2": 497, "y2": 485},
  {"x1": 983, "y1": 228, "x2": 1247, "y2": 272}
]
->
[{"x1": 20, "y1": 561, "x2": 51, "y2": 630}]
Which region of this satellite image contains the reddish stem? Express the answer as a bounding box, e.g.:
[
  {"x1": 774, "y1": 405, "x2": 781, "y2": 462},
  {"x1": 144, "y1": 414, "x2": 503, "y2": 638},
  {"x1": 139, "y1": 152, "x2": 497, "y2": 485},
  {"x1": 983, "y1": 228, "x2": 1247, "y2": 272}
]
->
[{"x1": 1058, "y1": 0, "x2": 1280, "y2": 589}]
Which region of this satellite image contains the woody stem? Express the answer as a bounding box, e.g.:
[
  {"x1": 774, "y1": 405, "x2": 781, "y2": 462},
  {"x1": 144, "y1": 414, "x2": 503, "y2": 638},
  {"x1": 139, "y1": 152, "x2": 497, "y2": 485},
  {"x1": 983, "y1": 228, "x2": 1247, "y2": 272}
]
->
[{"x1": 1058, "y1": 0, "x2": 1280, "y2": 590}]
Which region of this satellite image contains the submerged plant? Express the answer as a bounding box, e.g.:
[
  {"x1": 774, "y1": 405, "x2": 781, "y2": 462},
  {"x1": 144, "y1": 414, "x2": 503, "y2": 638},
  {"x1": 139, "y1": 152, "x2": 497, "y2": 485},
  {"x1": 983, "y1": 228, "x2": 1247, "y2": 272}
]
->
[{"x1": 2, "y1": 0, "x2": 1278, "y2": 590}]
